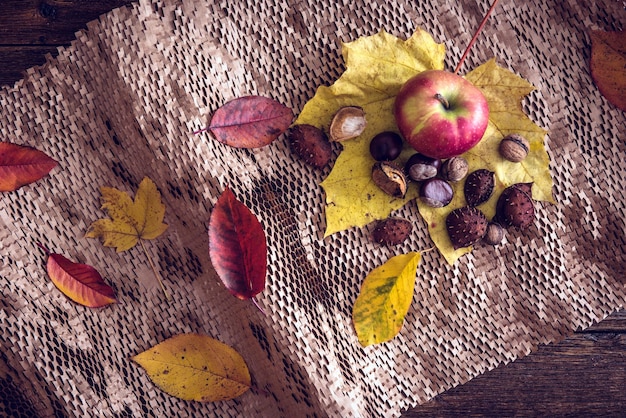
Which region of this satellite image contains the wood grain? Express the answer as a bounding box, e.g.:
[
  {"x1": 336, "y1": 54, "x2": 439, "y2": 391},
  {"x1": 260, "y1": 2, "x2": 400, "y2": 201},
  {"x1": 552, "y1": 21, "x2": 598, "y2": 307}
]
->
[{"x1": 0, "y1": 1, "x2": 625, "y2": 415}]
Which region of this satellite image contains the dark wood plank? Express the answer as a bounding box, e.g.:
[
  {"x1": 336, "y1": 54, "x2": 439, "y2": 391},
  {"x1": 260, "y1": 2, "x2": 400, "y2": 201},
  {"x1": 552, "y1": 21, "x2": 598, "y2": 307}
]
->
[
  {"x1": 403, "y1": 332, "x2": 626, "y2": 417},
  {"x1": 0, "y1": 0, "x2": 135, "y2": 86}
]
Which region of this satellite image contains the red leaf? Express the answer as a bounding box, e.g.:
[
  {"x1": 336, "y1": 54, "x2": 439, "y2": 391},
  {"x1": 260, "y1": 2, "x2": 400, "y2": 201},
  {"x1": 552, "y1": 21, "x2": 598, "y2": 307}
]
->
[
  {"x1": 208, "y1": 187, "x2": 267, "y2": 299},
  {"x1": 590, "y1": 30, "x2": 626, "y2": 112},
  {"x1": 0, "y1": 142, "x2": 58, "y2": 191},
  {"x1": 44, "y1": 251, "x2": 117, "y2": 308},
  {"x1": 209, "y1": 96, "x2": 294, "y2": 148}
]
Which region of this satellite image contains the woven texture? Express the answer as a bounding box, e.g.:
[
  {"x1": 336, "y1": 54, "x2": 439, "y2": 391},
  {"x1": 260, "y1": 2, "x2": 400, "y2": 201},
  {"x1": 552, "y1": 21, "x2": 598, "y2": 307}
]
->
[{"x1": 1, "y1": 0, "x2": 624, "y2": 416}]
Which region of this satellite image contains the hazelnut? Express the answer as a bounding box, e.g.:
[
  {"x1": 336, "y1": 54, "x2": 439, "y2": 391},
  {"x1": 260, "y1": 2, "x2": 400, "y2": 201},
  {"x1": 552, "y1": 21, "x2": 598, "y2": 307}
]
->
[
  {"x1": 372, "y1": 161, "x2": 407, "y2": 198},
  {"x1": 405, "y1": 153, "x2": 441, "y2": 182},
  {"x1": 369, "y1": 131, "x2": 403, "y2": 161},
  {"x1": 288, "y1": 124, "x2": 333, "y2": 168},
  {"x1": 419, "y1": 178, "x2": 453, "y2": 208},
  {"x1": 329, "y1": 106, "x2": 366, "y2": 142},
  {"x1": 495, "y1": 184, "x2": 535, "y2": 229},
  {"x1": 371, "y1": 217, "x2": 412, "y2": 245},
  {"x1": 499, "y1": 134, "x2": 529, "y2": 162},
  {"x1": 440, "y1": 156, "x2": 469, "y2": 182},
  {"x1": 484, "y1": 222, "x2": 505, "y2": 245},
  {"x1": 464, "y1": 169, "x2": 495, "y2": 207},
  {"x1": 445, "y1": 206, "x2": 488, "y2": 249}
]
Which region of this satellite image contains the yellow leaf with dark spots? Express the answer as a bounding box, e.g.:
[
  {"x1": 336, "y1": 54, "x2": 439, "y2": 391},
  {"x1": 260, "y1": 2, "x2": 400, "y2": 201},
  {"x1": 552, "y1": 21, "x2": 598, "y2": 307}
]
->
[
  {"x1": 132, "y1": 333, "x2": 251, "y2": 402},
  {"x1": 353, "y1": 252, "x2": 421, "y2": 346}
]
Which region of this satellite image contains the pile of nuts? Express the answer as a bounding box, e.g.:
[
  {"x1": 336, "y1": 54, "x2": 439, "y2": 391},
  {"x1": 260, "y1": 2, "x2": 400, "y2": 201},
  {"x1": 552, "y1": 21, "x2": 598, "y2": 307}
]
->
[
  {"x1": 285, "y1": 106, "x2": 535, "y2": 252},
  {"x1": 368, "y1": 129, "x2": 534, "y2": 249}
]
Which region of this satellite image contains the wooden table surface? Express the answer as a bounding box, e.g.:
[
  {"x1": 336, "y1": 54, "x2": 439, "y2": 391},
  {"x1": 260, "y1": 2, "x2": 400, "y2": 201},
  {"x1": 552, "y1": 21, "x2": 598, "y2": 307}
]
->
[{"x1": 1, "y1": 1, "x2": 624, "y2": 416}]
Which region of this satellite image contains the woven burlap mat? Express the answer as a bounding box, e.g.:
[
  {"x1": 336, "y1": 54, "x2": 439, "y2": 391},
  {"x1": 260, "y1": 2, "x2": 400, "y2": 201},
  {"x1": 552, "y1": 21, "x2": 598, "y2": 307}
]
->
[{"x1": 1, "y1": 0, "x2": 624, "y2": 416}]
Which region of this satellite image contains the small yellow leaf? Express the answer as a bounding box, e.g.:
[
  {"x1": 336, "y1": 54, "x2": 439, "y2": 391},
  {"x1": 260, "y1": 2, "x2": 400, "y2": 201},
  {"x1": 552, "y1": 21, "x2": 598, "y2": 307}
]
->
[
  {"x1": 295, "y1": 29, "x2": 445, "y2": 236},
  {"x1": 353, "y1": 252, "x2": 421, "y2": 346},
  {"x1": 419, "y1": 59, "x2": 554, "y2": 264},
  {"x1": 86, "y1": 177, "x2": 168, "y2": 252},
  {"x1": 132, "y1": 333, "x2": 251, "y2": 402}
]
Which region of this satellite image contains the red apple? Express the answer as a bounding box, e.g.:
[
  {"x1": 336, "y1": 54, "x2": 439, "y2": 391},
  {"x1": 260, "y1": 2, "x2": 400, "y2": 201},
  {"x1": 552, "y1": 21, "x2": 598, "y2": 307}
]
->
[{"x1": 394, "y1": 70, "x2": 489, "y2": 159}]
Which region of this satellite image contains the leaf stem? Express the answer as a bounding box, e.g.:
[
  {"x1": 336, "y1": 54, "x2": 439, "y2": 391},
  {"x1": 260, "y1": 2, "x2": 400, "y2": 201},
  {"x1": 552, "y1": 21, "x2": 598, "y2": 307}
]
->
[
  {"x1": 36, "y1": 242, "x2": 51, "y2": 255},
  {"x1": 251, "y1": 297, "x2": 266, "y2": 316},
  {"x1": 454, "y1": 0, "x2": 501, "y2": 75},
  {"x1": 140, "y1": 240, "x2": 170, "y2": 300}
]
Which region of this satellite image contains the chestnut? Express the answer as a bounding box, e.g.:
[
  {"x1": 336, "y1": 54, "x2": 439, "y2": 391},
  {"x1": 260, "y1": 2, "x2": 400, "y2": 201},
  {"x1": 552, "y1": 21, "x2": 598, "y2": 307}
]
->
[
  {"x1": 419, "y1": 178, "x2": 453, "y2": 208},
  {"x1": 405, "y1": 153, "x2": 441, "y2": 182},
  {"x1": 369, "y1": 131, "x2": 403, "y2": 161}
]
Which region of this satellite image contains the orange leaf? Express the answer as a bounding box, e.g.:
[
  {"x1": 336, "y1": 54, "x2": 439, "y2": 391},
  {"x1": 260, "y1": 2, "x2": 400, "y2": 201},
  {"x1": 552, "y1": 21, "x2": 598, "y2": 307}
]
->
[
  {"x1": 41, "y1": 245, "x2": 117, "y2": 308},
  {"x1": 590, "y1": 30, "x2": 626, "y2": 112},
  {"x1": 0, "y1": 142, "x2": 58, "y2": 192}
]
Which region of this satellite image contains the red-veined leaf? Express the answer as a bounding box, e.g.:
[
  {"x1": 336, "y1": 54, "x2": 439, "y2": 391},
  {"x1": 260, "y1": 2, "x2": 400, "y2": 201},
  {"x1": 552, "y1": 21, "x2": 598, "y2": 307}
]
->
[
  {"x1": 41, "y1": 246, "x2": 117, "y2": 308},
  {"x1": 208, "y1": 187, "x2": 267, "y2": 299},
  {"x1": 0, "y1": 142, "x2": 58, "y2": 191},
  {"x1": 209, "y1": 96, "x2": 294, "y2": 148}
]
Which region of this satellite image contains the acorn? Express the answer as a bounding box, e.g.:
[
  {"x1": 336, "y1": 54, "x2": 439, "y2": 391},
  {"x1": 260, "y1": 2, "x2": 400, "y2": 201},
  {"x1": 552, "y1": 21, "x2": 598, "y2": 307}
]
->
[
  {"x1": 372, "y1": 161, "x2": 407, "y2": 198},
  {"x1": 445, "y1": 206, "x2": 488, "y2": 249},
  {"x1": 464, "y1": 169, "x2": 495, "y2": 206},
  {"x1": 329, "y1": 106, "x2": 367, "y2": 142},
  {"x1": 499, "y1": 134, "x2": 529, "y2": 162},
  {"x1": 371, "y1": 217, "x2": 412, "y2": 245},
  {"x1": 495, "y1": 184, "x2": 535, "y2": 229},
  {"x1": 287, "y1": 124, "x2": 333, "y2": 168}
]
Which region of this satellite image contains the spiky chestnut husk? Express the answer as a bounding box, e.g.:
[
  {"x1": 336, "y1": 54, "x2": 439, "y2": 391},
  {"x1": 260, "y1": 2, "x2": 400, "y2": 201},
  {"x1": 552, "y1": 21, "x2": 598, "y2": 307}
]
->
[
  {"x1": 371, "y1": 217, "x2": 412, "y2": 246},
  {"x1": 464, "y1": 169, "x2": 495, "y2": 207},
  {"x1": 288, "y1": 124, "x2": 332, "y2": 168},
  {"x1": 495, "y1": 184, "x2": 535, "y2": 229},
  {"x1": 446, "y1": 206, "x2": 488, "y2": 249}
]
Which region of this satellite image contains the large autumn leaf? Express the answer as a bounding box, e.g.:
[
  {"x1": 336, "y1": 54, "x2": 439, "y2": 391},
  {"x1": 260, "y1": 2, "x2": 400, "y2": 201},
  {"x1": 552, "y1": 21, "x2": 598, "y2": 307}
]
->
[
  {"x1": 208, "y1": 187, "x2": 267, "y2": 300},
  {"x1": 132, "y1": 333, "x2": 251, "y2": 402},
  {"x1": 0, "y1": 142, "x2": 57, "y2": 192},
  {"x1": 296, "y1": 29, "x2": 553, "y2": 264},
  {"x1": 208, "y1": 96, "x2": 294, "y2": 148},
  {"x1": 353, "y1": 252, "x2": 421, "y2": 346},
  {"x1": 86, "y1": 177, "x2": 168, "y2": 252},
  {"x1": 419, "y1": 59, "x2": 554, "y2": 264},
  {"x1": 590, "y1": 30, "x2": 626, "y2": 112},
  {"x1": 296, "y1": 29, "x2": 445, "y2": 236},
  {"x1": 39, "y1": 244, "x2": 116, "y2": 308}
]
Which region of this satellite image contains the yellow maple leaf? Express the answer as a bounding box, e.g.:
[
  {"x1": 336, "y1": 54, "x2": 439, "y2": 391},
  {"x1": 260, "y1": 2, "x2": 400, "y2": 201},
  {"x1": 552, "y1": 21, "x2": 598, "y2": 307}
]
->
[
  {"x1": 419, "y1": 59, "x2": 555, "y2": 264},
  {"x1": 295, "y1": 29, "x2": 445, "y2": 236},
  {"x1": 296, "y1": 29, "x2": 554, "y2": 265},
  {"x1": 86, "y1": 177, "x2": 168, "y2": 252},
  {"x1": 132, "y1": 333, "x2": 251, "y2": 402}
]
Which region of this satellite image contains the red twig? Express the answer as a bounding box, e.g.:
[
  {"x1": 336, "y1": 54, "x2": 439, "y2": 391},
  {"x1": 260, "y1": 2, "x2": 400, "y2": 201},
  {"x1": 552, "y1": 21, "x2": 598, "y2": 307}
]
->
[{"x1": 454, "y1": 0, "x2": 501, "y2": 75}]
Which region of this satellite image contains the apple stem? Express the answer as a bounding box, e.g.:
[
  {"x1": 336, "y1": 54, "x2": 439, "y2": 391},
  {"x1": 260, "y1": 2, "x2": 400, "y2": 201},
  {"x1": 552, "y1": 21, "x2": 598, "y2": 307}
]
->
[
  {"x1": 435, "y1": 93, "x2": 450, "y2": 110},
  {"x1": 454, "y1": 0, "x2": 501, "y2": 75}
]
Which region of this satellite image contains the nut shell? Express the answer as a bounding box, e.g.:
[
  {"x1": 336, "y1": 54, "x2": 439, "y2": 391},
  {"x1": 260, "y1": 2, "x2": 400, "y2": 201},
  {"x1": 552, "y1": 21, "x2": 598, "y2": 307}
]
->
[
  {"x1": 420, "y1": 178, "x2": 453, "y2": 208},
  {"x1": 484, "y1": 222, "x2": 505, "y2": 245},
  {"x1": 371, "y1": 217, "x2": 412, "y2": 245},
  {"x1": 445, "y1": 206, "x2": 488, "y2": 249},
  {"x1": 288, "y1": 124, "x2": 333, "y2": 168},
  {"x1": 329, "y1": 106, "x2": 367, "y2": 142},
  {"x1": 464, "y1": 169, "x2": 495, "y2": 207},
  {"x1": 440, "y1": 156, "x2": 469, "y2": 182},
  {"x1": 499, "y1": 134, "x2": 529, "y2": 162},
  {"x1": 496, "y1": 184, "x2": 535, "y2": 229},
  {"x1": 372, "y1": 161, "x2": 407, "y2": 198}
]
